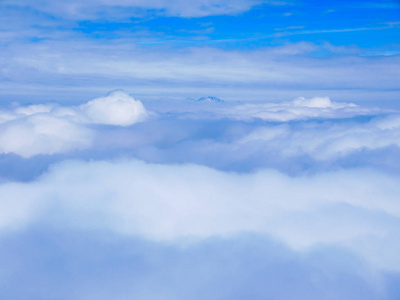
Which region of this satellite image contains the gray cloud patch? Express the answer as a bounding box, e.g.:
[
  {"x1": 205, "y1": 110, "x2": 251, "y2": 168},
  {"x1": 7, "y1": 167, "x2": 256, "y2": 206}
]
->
[{"x1": 0, "y1": 228, "x2": 392, "y2": 300}]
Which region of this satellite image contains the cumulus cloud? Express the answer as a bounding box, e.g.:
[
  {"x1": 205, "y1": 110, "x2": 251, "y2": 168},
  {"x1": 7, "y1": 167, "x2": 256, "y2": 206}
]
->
[
  {"x1": 2, "y1": 0, "x2": 400, "y2": 297},
  {"x1": 0, "y1": 94, "x2": 399, "y2": 298},
  {"x1": 0, "y1": 91, "x2": 147, "y2": 157},
  {"x1": 124, "y1": 96, "x2": 400, "y2": 168},
  {"x1": 292, "y1": 96, "x2": 352, "y2": 108},
  {"x1": 80, "y1": 90, "x2": 147, "y2": 126},
  {"x1": 219, "y1": 96, "x2": 375, "y2": 122},
  {"x1": 136, "y1": 96, "x2": 400, "y2": 165},
  {"x1": 147, "y1": 96, "x2": 378, "y2": 121},
  {"x1": 1, "y1": 159, "x2": 400, "y2": 273},
  {"x1": 237, "y1": 111, "x2": 400, "y2": 160},
  {"x1": 2, "y1": 92, "x2": 398, "y2": 167},
  {"x1": 0, "y1": 114, "x2": 92, "y2": 158}
]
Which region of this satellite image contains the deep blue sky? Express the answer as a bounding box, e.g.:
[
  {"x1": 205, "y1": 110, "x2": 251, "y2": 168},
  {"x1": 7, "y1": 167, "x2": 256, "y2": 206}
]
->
[{"x1": 74, "y1": 0, "x2": 400, "y2": 49}]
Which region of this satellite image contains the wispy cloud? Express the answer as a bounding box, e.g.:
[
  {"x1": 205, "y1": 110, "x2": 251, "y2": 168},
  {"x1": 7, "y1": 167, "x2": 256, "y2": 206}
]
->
[
  {"x1": 2, "y1": 0, "x2": 288, "y2": 19},
  {"x1": 274, "y1": 24, "x2": 400, "y2": 37},
  {"x1": 2, "y1": 40, "x2": 399, "y2": 104}
]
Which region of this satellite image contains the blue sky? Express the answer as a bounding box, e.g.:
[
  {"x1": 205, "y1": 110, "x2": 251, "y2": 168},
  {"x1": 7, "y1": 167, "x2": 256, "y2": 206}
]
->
[
  {"x1": 1, "y1": 1, "x2": 400, "y2": 299},
  {"x1": 72, "y1": 0, "x2": 400, "y2": 49},
  {"x1": 1, "y1": 0, "x2": 400, "y2": 106}
]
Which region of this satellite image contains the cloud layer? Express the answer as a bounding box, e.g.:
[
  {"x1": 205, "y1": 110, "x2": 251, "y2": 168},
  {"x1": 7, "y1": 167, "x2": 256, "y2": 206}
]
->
[
  {"x1": 1, "y1": 92, "x2": 400, "y2": 298},
  {"x1": 2, "y1": 40, "x2": 399, "y2": 104},
  {"x1": 1, "y1": 0, "x2": 400, "y2": 297},
  {"x1": 2, "y1": 93, "x2": 400, "y2": 167},
  {"x1": 0, "y1": 229, "x2": 392, "y2": 299},
  {"x1": 1, "y1": 159, "x2": 400, "y2": 272},
  {"x1": 206, "y1": 96, "x2": 375, "y2": 122}
]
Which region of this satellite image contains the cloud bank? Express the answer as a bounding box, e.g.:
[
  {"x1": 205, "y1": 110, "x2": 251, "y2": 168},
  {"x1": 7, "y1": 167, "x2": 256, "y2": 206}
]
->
[
  {"x1": 1, "y1": 92, "x2": 400, "y2": 298},
  {"x1": 237, "y1": 111, "x2": 400, "y2": 160},
  {"x1": 0, "y1": 114, "x2": 92, "y2": 158},
  {"x1": 0, "y1": 91, "x2": 146, "y2": 157},
  {"x1": 207, "y1": 96, "x2": 375, "y2": 122},
  {"x1": 1, "y1": 159, "x2": 400, "y2": 272},
  {"x1": 1, "y1": 0, "x2": 400, "y2": 297},
  {"x1": 1, "y1": 93, "x2": 399, "y2": 167},
  {"x1": 0, "y1": 229, "x2": 392, "y2": 299}
]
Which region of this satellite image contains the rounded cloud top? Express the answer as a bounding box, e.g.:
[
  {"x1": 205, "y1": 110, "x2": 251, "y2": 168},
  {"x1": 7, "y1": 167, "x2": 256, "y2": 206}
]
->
[
  {"x1": 292, "y1": 96, "x2": 357, "y2": 109},
  {"x1": 0, "y1": 91, "x2": 148, "y2": 157},
  {"x1": 80, "y1": 91, "x2": 147, "y2": 126}
]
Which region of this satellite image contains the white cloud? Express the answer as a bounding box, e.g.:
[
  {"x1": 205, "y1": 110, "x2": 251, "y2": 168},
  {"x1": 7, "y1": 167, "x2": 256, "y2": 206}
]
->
[
  {"x1": 220, "y1": 96, "x2": 369, "y2": 122},
  {"x1": 1, "y1": 93, "x2": 396, "y2": 162},
  {"x1": 80, "y1": 90, "x2": 147, "y2": 126},
  {"x1": 238, "y1": 111, "x2": 400, "y2": 160},
  {"x1": 14, "y1": 104, "x2": 54, "y2": 116},
  {"x1": 0, "y1": 114, "x2": 93, "y2": 158},
  {"x1": 3, "y1": 40, "x2": 400, "y2": 103},
  {"x1": 0, "y1": 91, "x2": 147, "y2": 157},
  {"x1": 1, "y1": 159, "x2": 399, "y2": 272},
  {"x1": 3, "y1": 0, "x2": 280, "y2": 19},
  {"x1": 292, "y1": 96, "x2": 352, "y2": 108}
]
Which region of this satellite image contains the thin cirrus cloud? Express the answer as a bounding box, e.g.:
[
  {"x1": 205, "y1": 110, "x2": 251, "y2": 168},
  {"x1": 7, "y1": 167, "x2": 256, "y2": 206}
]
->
[
  {"x1": 2, "y1": 0, "x2": 280, "y2": 19},
  {"x1": 2, "y1": 40, "x2": 399, "y2": 104}
]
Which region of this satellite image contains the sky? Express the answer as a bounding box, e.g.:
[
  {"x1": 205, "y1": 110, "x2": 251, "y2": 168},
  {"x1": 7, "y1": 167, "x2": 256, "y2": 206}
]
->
[{"x1": 1, "y1": 0, "x2": 400, "y2": 299}]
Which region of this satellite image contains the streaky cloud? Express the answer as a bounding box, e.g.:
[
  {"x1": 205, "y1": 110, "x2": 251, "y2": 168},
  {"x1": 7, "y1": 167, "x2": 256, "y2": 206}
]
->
[
  {"x1": 2, "y1": 41, "x2": 399, "y2": 104},
  {"x1": 2, "y1": 0, "x2": 280, "y2": 19}
]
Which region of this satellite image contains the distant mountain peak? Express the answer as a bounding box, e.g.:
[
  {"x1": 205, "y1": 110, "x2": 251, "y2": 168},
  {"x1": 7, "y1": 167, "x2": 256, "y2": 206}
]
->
[{"x1": 195, "y1": 96, "x2": 224, "y2": 103}]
